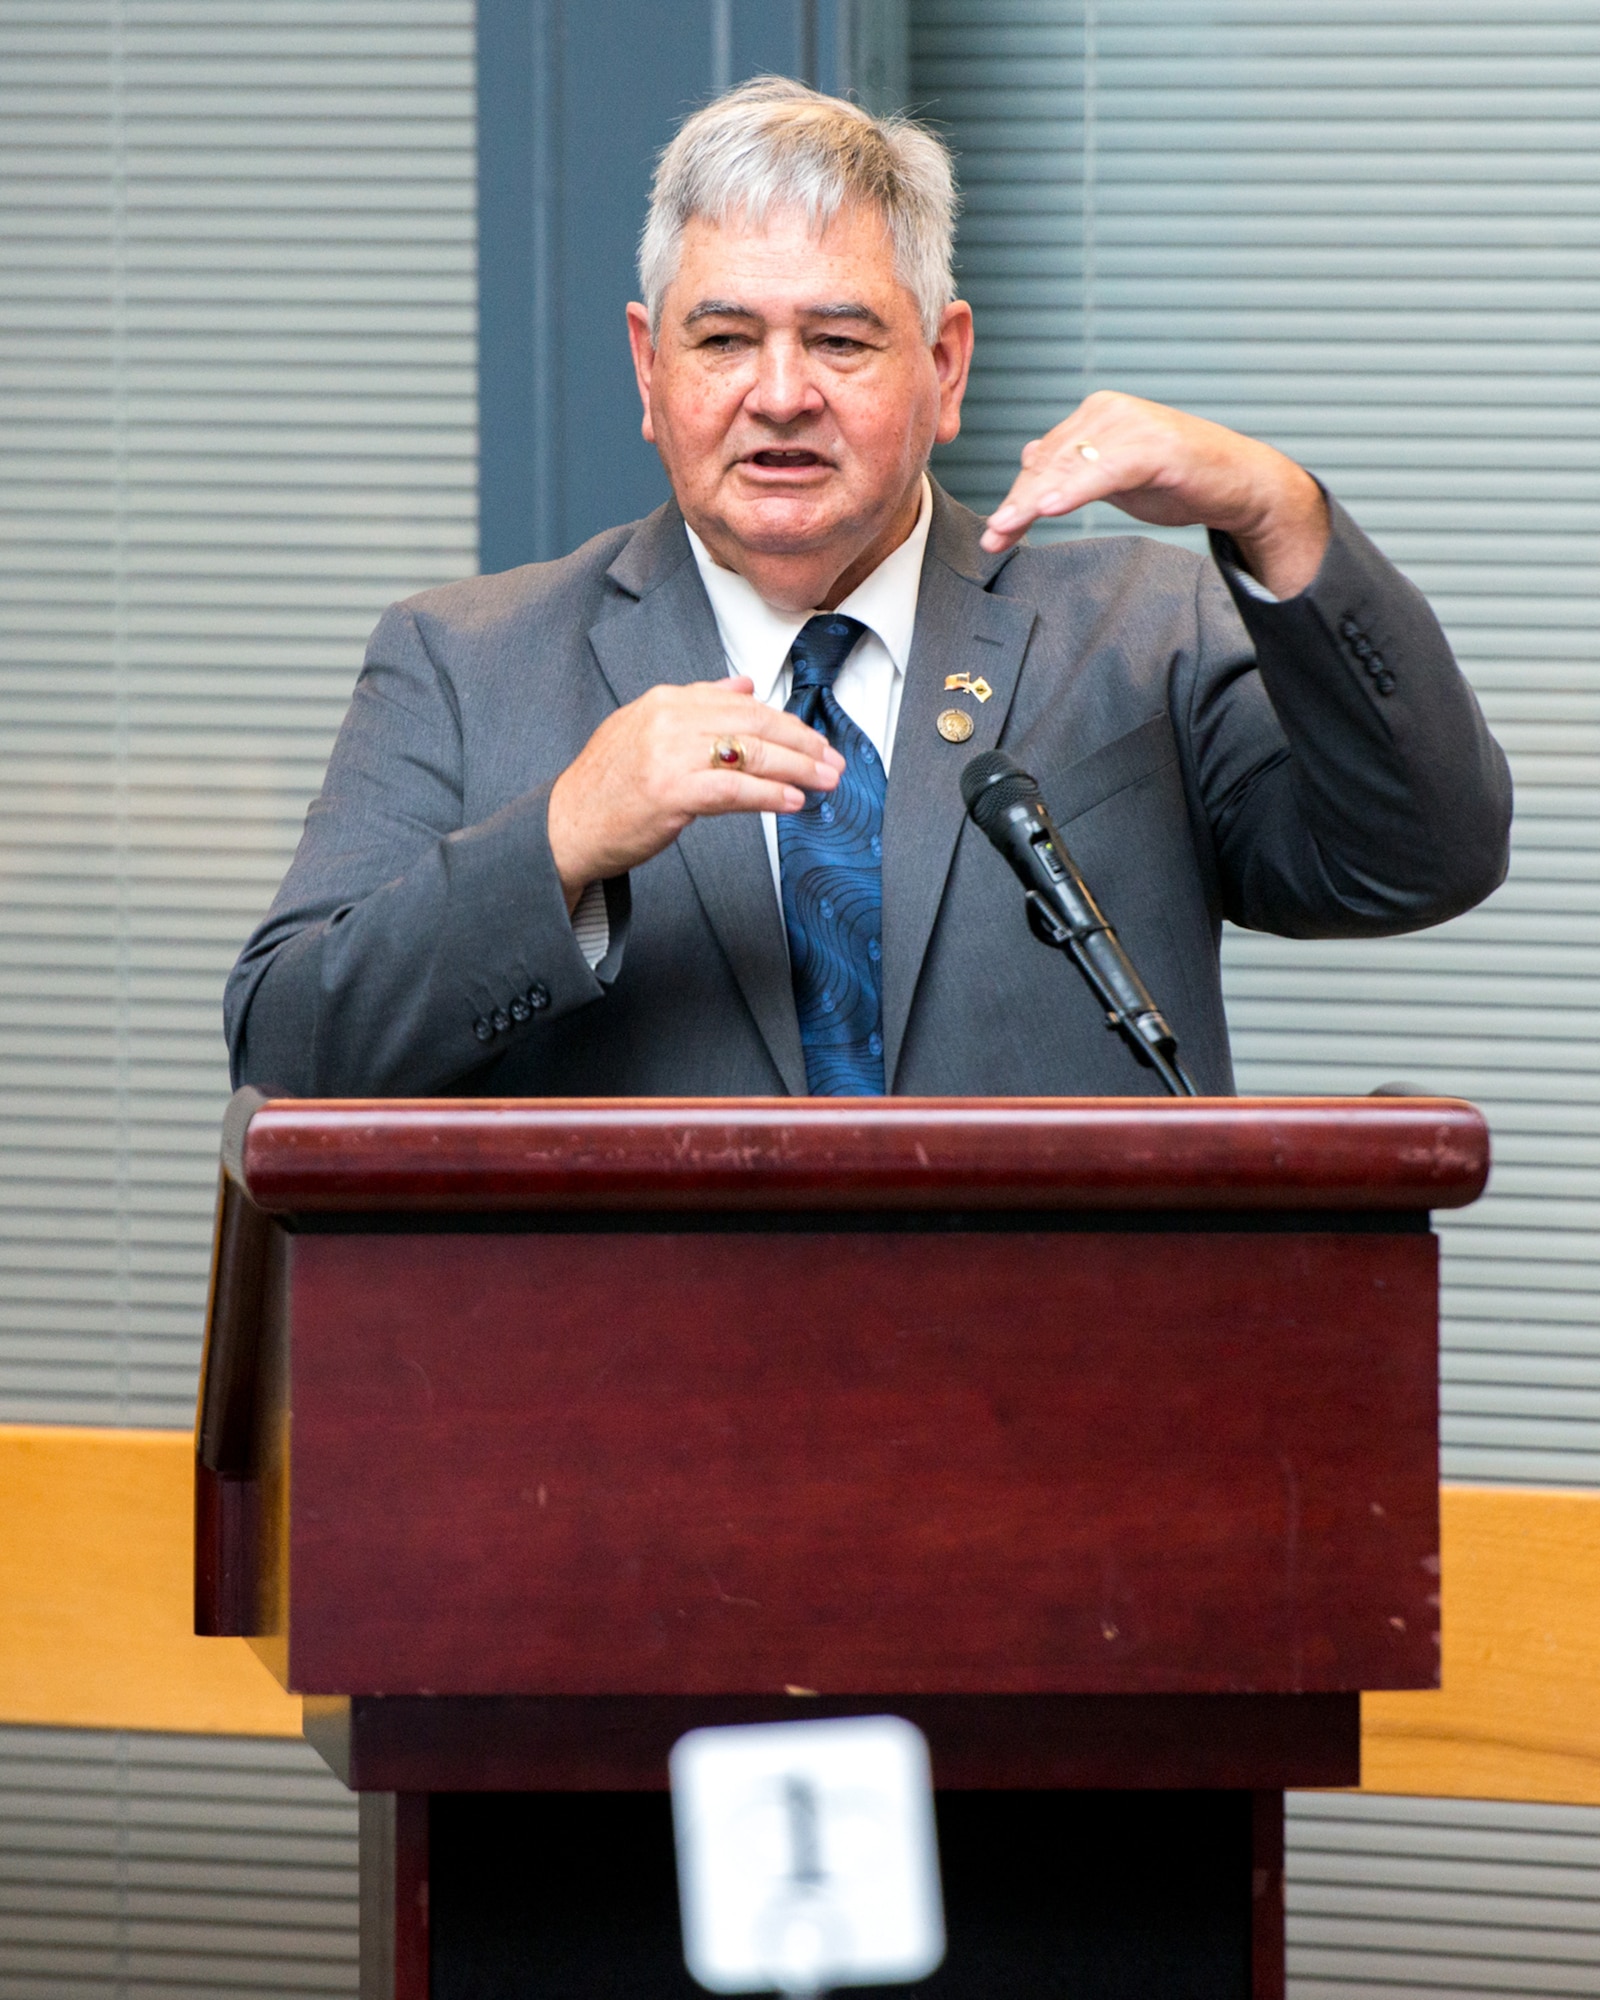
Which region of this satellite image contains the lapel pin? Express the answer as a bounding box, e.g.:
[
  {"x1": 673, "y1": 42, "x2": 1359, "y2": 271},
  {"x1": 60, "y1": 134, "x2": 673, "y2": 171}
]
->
[
  {"x1": 944, "y1": 673, "x2": 993, "y2": 703},
  {"x1": 936, "y1": 707, "x2": 975, "y2": 744}
]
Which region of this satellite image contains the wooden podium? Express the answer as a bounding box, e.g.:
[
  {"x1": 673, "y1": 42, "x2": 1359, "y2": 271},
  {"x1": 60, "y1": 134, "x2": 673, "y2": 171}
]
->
[{"x1": 195, "y1": 1091, "x2": 1487, "y2": 2000}]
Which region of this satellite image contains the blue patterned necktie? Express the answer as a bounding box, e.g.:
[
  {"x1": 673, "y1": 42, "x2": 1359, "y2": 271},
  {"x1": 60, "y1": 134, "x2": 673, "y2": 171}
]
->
[{"x1": 778, "y1": 613, "x2": 886, "y2": 1096}]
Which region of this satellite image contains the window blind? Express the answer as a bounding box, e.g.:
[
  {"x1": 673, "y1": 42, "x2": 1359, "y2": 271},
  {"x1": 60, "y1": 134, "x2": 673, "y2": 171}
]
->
[
  {"x1": 914, "y1": 0, "x2": 1600, "y2": 1491},
  {"x1": 0, "y1": 0, "x2": 478, "y2": 1428},
  {"x1": 912, "y1": 4, "x2": 1600, "y2": 1992},
  {"x1": 0, "y1": 3, "x2": 473, "y2": 1992},
  {"x1": 0, "y1": 1726, "x2": 357, "y2": 1998},
  {"x1": 1288, "y1": 1792, "x2": 1600, "y2": 1998}
]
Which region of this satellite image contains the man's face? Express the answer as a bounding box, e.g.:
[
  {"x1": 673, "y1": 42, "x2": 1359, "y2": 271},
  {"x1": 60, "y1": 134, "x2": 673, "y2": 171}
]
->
[{"x1": 627, "y1": 204, "x2": 972, "y2": 608}]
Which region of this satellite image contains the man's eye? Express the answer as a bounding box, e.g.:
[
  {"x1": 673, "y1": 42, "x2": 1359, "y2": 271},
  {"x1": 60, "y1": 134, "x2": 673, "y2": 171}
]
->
[
  {"x1": 699, "y1": 332, "x2": 748, "y2": 351},
  {"x1": 817, "y1": 335, "x2": 867, "y2": 354}
]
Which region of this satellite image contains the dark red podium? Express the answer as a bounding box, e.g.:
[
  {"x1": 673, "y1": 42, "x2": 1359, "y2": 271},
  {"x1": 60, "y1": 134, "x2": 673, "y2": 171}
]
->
[{"x1": 195, "y1": 1091, "x2": 1487, "y2": 2000}]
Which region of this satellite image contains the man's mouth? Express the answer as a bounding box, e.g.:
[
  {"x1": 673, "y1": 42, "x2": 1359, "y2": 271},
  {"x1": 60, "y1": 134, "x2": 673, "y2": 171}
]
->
[{"x1": 745, "y1": 449, "x2": 828, "y2": 470}]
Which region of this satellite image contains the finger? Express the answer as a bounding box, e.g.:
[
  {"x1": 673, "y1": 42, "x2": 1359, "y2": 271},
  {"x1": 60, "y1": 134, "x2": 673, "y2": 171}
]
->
[
  {"x1": 982, "y1": 463, "x2": 1108, "y2": 550},
  {"x1": 691, "y1": 771, "x2": 810, "y2": 818},
  {"x1": 731, "y1": 734, "x2": 841, "y2": 791},
  {"x1": 984, "y1": 436, "x2": 1115, "y2": 544},
  {"x1": 983, "y1": 423, "x2": 1165, "y2": 550},
  {"x1": 683, "y1": 731, "x2": 839, "y2": 794},
  {"x1": 699, "y1": 698, "x2": 844, "y2": 771},
  {"x1": 983, "y1": 394, "x2": 1165, "y2": 549},
  {"x1": 673, "y1": 683, "x2": 842, "y2": 768}
]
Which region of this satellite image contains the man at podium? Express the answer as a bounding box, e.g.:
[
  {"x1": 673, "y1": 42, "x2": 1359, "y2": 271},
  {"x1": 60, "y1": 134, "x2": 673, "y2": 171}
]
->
[{"x1": 224, "y1": 77, "x2": 1510, "y2": 1101}]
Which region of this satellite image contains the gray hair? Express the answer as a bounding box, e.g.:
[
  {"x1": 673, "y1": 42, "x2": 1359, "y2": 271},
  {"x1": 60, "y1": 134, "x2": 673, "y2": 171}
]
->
[{"x1": 638, "y1": 77, "x2": 959, "y2": 342}]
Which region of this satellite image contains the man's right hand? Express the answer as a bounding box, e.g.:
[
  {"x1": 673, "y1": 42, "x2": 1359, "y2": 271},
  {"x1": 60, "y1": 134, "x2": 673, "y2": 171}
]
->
[{"x1": 546, "y1": 677, "x2": 844, "y2": 912}]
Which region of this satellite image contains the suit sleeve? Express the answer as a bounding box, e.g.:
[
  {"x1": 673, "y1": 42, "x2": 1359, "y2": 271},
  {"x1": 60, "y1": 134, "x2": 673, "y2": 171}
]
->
[
  {"x1": 223, "y1": 603, "x2": 629, "y2": 1095},
  {"x1": 1180, "y1": 494, "x2": 1512, "y2": 938}
]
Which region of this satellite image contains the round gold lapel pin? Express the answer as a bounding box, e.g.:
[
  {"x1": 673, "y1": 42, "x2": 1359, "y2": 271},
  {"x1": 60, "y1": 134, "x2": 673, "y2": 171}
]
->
[{"x1": 936, "y1": 707, "x2": 975, "y2": 744}]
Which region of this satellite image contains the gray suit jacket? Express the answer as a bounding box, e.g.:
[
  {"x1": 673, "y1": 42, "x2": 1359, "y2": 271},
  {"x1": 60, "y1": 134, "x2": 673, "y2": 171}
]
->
[{"x1": 225, "y1": 485, "x2": 1511, "y2": 1099}]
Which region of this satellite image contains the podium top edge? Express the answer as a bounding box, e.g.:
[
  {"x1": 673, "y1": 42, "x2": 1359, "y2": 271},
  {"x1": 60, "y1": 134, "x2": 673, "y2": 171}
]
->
[{"x1": 221, "y1": 1092, "x2": 1490, "y2": 1215}]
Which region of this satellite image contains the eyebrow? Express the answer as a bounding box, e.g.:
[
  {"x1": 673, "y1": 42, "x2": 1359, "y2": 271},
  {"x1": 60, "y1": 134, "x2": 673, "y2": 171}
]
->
[
  {"x1": 682, "y1": 299, "x2": 889, "y2": 330},
  {"x1": 683, "y1": 299, "x2": 755, "y2": 325},
  {"x1": 808, "y1": 302, "x2": 889, "y2": 330}
]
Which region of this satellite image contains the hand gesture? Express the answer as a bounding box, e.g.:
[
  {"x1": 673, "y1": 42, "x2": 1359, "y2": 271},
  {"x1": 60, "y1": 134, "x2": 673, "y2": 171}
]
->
[
  {"x1": 547, "y1": 678, "x2": 843, "y2": 908},
  {"x1": 981, "y1": 391, "x2": 1329, "y2": 598}
]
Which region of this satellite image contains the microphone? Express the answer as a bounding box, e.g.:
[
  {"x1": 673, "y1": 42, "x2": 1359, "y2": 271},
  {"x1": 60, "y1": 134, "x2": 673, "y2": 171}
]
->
[{"x1": 961, "y1": 749, "x2": 1197, "y2": 1097}]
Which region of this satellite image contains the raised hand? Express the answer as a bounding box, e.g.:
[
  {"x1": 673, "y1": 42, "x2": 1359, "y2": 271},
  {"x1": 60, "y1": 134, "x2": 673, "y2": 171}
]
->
[
  {"x1": 981, "y1": 390, "x2": 1329, "y2": 599},
  {"x1": 546, "y1": 677, "x2": 844, "y2": 909}
]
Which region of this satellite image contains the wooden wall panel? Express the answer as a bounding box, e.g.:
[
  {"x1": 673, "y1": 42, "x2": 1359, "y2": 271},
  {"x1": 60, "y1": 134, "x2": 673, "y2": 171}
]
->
[
  {"x1": 1363, "y1": 1487, "x2": 1600, "y2": 1805},
  {"x1": 0, "y1": 1426, "x2": 298, "y2": 1737}
]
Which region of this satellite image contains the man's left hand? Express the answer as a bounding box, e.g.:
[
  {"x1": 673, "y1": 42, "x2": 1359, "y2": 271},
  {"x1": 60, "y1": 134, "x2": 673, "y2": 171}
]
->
[{"x1": 981, "y1": 390, "x2": 1330, "y2": 599}]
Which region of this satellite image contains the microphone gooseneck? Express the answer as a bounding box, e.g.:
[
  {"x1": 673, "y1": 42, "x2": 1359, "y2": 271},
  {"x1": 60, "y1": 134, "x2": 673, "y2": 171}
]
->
[{"x1": 961, "y1": 749, "x2": 1198, "y2": 1097}]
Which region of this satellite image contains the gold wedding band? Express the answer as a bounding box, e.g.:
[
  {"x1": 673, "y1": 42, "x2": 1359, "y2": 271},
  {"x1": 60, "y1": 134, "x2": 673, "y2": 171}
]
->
[
  {"x1": 710, "y1": 735, "x2": 748, "y2": 771},
  {"x1": 1075, "y1": 442, "x2": 1101, "y2": 463}
]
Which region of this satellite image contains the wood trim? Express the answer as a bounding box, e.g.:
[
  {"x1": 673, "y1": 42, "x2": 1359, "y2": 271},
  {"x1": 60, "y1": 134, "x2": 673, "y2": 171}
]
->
[
  {"x1": 229, "y1": 1093, "x2": 1490, "y2": 1214},
  {"x1": 193, "y1": 1462, "x2": 258, "y2": 1637},
  {"x1": 195, "y1": 1162, "x2": 272, "y2": 1476},
  {"x1": 305, "y1": 1691, "x2": 1358, "y2": 1794}
]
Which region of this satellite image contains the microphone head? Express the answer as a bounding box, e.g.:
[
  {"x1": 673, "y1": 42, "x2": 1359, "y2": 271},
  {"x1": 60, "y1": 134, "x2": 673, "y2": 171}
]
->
[{"x1": 961, "y1": 748, "x2": 1041, "y2": 835}]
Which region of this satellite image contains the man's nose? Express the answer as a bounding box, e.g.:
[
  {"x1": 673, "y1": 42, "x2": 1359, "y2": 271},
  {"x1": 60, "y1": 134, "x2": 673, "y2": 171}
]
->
[{"x1": 746, "y1": 340, "x2": 824, "y2": 424}]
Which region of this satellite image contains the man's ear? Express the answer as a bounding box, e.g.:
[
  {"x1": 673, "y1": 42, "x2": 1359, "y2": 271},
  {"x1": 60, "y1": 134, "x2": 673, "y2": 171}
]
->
[
  {"x1": 932, "y1": 299, "x2": 975, "y2": 447},
  {"x1": 625, "y1": 303, "x2": 657, "y2": 444}
]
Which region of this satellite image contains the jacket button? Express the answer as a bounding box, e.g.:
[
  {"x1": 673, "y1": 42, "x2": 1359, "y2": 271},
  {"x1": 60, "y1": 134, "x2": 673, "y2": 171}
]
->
[
  {"x1": 491, "y1": 1008, "x2": 510, "y2": 1033},
  {"x1": 472, "y1": 1016, "x2": 493, "y2": 1042},
  {"x1": 528, "y1": 982, "x2": 551, "y2": 1011},
  {"x1": 1340, "y1": 617, "x2": 1360, "y2": 640},
  {"x1": 510, "y1": 997, "x2": 532, "y2": 1023},
  {"x1": 1375, "y1": 670, "x2": 1397, "y2": 696}
]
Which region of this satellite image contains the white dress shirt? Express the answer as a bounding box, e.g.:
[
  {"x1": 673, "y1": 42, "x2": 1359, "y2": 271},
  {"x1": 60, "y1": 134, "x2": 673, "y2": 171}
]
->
[
  {"x1": 687, "y1": 471, "x2": 933, "y2": 898},
  {"x1": 571, "y1": 476, "x2": 934, "y2": 966}
]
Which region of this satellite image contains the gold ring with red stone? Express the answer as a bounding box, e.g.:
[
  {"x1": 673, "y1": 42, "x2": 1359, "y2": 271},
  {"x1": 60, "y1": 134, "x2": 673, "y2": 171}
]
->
[{"x1": 710, "y1": 735, "x2": 748, "y2": 771}]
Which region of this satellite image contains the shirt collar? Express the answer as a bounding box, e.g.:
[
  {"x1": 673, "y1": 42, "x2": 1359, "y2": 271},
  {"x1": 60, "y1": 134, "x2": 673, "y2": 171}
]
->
[{"x1": 685, "y1": 474, "x2": 933, "y2": 704}]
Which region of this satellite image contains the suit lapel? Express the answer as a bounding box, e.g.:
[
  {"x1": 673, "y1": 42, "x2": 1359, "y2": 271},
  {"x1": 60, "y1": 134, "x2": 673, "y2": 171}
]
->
[
  {"x1": 881, "y1": 493, "x2": 1036, "y2": 1087},
  {"x1": 588, "y1": 508, "x2": 807, "y2": 1095}
]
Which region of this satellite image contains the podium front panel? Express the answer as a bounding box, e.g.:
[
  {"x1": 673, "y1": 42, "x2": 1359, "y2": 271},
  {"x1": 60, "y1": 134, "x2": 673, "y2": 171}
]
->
[{"x1": 255, "y1": 1219, "x2": 1437, "y2": 1697}]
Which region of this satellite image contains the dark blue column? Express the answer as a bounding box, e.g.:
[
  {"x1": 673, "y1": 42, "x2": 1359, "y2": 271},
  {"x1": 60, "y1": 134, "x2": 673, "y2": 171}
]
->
[{"x1": 477, "y1": 0, "x2": 907, "y2": 573}]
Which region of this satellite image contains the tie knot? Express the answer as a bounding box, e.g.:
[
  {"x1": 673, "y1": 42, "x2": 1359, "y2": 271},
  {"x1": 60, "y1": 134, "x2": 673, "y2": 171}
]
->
[{"x1": 789, "y1": 614, "x2": 867, "y2": 691}]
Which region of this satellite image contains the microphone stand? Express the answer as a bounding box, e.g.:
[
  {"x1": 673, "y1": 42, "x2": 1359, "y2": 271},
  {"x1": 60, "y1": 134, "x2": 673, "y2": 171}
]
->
[
  {"x1": 1021, "y1": 890, "x2": 1198, "y2": 1098},
  {"x1": 961, "y1": 748, "x2": 1200, "y2": 1099}
]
